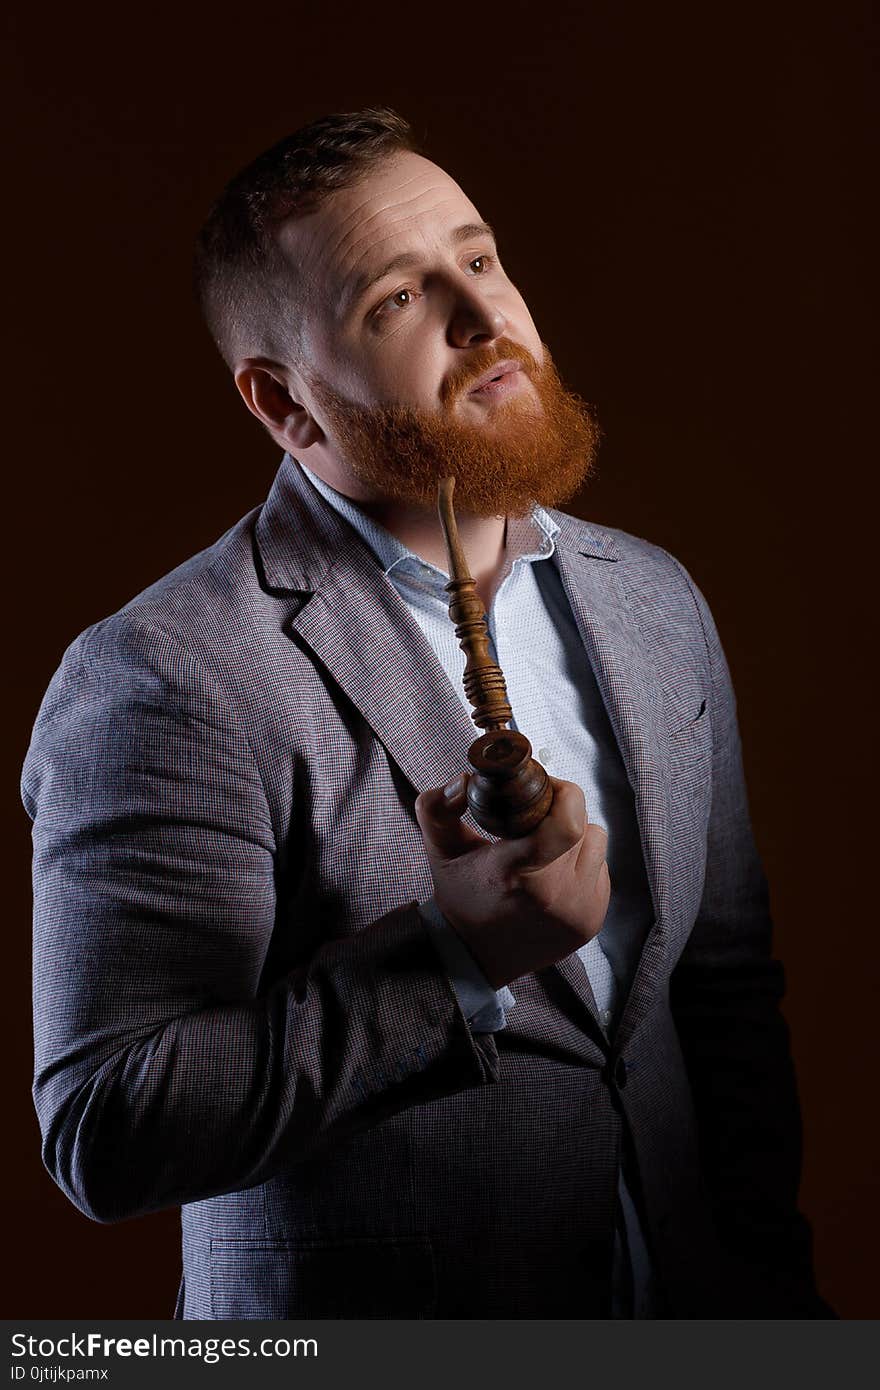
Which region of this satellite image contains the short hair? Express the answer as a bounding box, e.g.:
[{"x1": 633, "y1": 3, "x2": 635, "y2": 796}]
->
[{"x1": 193, "y1": 107, "x2": 424, "y2": 369}]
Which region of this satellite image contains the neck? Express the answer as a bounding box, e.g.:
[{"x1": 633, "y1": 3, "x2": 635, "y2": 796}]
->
[
  {"x1": 355, "y1": 494, "x2": 504, "y2": 570},
  {"x1": 358, "y1": 495, "x2": 508, "y2": 614},
  {"x1": 297, "y1": 454, "x2": 509, "y2": 611}
]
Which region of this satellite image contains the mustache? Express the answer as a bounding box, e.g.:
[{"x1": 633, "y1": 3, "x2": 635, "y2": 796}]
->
[{"x1": 439, "y1": 338, "x2": 540, "y2": 407}]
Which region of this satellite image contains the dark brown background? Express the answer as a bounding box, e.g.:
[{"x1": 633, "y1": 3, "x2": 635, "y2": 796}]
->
[{"x1": 4, "y1": 0, "x2": 875, "y2": 1319}]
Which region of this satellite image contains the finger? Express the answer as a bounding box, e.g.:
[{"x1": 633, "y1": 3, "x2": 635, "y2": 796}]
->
[
  {"x1": 575, "y1": 822, "x2": 609, "y2": 885},
  {"x1": 504, "y1": 777, "x2": 588, "y2": 872},
  {"x1": 415, "y1": 776, "x2": 486, "y2": 860},
  {"x1": 593, "y1": 858, "x2": 612, "y2": 921}
]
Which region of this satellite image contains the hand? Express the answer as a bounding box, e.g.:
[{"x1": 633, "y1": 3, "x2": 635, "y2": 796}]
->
[{"x1": 414, "y1": 773, "x2": 610, "y2": 989}]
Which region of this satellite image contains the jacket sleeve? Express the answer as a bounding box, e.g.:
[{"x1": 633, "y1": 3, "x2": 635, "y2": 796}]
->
[
  {"x1": 667, "y1": 564, "x2": 831, "y2": 1316},
  {"x1": 21, "y1": 614, "x2": 498, "y2": 1225}
]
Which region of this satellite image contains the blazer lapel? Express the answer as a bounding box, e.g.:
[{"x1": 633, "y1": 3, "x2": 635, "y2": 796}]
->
[
  {"x1": 293, "y1": 565, "x2": 480, "y2": 796},
  {"x1": 255, "y1": 454, "x2": 480, "y2": 798},
  {"x1": 550, "y1": 517, "x2": 673, "y2": 1050}
]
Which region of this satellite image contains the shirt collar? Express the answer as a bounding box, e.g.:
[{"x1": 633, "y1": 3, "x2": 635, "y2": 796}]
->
[{"x1": 295, "y1": 456, "x2": 559, "y2": 582}]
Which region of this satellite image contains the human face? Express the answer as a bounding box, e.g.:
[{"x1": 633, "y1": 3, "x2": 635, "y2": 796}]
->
[
  {"x1": 272, "y1": 150, "x2": 598, "y2": 514},
  {"x1": 282, "y1": 150, "x2": 546, "y2": 422}
]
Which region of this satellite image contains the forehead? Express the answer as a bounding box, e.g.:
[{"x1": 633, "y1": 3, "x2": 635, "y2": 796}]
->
[{"x1": 279, "y1": 151, "x2": 485, "y2": 302}]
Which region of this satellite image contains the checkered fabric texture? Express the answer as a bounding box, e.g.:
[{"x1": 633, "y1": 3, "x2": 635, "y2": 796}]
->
[{"x1": 21, "y1": 455, "x2": 825, "y2": 1319}]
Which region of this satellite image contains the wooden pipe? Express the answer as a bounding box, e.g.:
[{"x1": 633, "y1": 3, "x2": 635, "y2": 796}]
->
[{"x1": 437, "y1": 476, "x2": 553, "y2": 838}]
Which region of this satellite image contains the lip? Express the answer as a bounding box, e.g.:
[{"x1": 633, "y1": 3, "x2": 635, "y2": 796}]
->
[{"x1": 466, "y1": 360, "x2": 525, "y2": 395}]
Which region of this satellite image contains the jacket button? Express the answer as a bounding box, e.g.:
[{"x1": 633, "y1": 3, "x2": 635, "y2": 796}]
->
[{"x1": 614, "y1": 1057, "x2": 628, "y2": 1089}]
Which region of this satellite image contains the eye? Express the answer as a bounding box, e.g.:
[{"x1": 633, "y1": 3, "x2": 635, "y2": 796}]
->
[
  {"x1": 467, "y1": 253, "x2": 495, "y2": 275},
  {"x1": 375, "y1": 286, "x2": 419, "y2": 318}
]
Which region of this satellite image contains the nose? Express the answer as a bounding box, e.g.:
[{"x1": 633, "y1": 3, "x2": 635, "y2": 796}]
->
[{"x1": 447, "y1": 281, "x2": 508, "y2": 348}]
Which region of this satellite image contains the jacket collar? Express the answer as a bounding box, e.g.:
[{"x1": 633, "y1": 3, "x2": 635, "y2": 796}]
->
[{"x1": 254, "y1": 453, "x2": 355, "y2": 593}]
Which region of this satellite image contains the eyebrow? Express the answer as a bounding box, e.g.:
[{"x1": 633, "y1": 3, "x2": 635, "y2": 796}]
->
[{"x1": 345, "y1": 220, "x2": 497, "y2": 312}]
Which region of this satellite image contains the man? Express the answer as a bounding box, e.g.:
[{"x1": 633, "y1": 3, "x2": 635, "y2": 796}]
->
[{"x1": 22, "y1": 108, "x2": 828, "y2": 1319}]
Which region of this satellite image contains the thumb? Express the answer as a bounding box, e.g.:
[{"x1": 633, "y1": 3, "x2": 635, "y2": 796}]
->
[{"x1": 415, "y1": 774, "x2": 485, "y2": 860}]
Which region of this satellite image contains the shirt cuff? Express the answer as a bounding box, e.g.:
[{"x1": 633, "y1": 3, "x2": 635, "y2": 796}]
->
[{"x1": 417, "y1": 897, "x2": 516, "y2": 1032}]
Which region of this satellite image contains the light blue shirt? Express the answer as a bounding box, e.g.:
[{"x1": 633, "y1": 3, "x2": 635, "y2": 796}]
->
[{"x1": 296, "y1": 457, "x2": 660, "y2": 1318}]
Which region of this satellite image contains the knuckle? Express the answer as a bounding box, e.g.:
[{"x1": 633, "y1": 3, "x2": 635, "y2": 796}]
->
[{"x1": 563, "y1": 822, "x2": 585, "y2": 851}]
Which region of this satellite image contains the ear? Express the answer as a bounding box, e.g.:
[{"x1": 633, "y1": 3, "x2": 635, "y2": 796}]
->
[{"x1": 234, "y1": 359, "x2": 324, "y2": 450}]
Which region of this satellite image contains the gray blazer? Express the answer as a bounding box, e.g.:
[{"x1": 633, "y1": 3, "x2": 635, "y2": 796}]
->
[{"x1": 22, "y1": 455, "x2": 825, "y2": 1318}]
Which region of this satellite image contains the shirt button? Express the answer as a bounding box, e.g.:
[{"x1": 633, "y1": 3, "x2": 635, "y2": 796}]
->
[{"x1": 537, "y1": 747, "x2": 552, "y2": 764}]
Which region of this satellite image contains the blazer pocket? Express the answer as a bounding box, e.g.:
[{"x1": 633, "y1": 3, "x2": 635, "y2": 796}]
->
[
  {"x1": 664, "y1": 695, "x2": 709, "y2": 739},
  {"x1": 665, "y1": 695, "x2": 713, "y2": 820},
  {"x1": 210, "y1": 1234, "x2": 437, "y2": 1320}
]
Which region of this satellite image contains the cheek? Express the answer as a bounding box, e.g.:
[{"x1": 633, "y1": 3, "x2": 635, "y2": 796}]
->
[
  {"x1": 303, "y1": 330, "x2": 367, "y2": 402},
  {"x1": 507, "y1": 290, "x2": 542, "y2": 347},
  {"x1": 366, "y1": 340, "x2": 444, "y2": 408}
]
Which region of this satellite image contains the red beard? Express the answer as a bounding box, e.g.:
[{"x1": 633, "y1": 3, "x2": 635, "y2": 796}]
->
[{"x1": 307, "y1": 338, "x2": 600, "y2": 517}]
